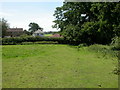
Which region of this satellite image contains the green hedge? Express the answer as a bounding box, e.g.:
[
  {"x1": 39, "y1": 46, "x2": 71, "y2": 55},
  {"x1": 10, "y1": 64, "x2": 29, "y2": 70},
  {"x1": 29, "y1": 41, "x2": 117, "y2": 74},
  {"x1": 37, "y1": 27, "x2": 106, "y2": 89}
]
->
[{"x1": 1, "y1": 36, "x2": 67, "y2": 45}]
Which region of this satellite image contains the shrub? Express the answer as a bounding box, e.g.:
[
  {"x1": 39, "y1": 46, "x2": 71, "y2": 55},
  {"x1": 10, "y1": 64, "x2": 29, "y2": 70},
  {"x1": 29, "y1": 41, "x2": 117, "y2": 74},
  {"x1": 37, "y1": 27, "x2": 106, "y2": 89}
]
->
[
  {"x1": 88, "y1": 44, "x2": 118, "y2": 58},
  {"x1": 113, "y1": 66, "x2": 120, "y2": 75},
  {"x1": 111, "y1": 36, "x2": 120, "y2": 50},
  {"x1": 78, "y1": 43, "x2": 87, "y2": 48},
  {"x1": 1, "y1": 36, "x2": 67, "y2": 45}
]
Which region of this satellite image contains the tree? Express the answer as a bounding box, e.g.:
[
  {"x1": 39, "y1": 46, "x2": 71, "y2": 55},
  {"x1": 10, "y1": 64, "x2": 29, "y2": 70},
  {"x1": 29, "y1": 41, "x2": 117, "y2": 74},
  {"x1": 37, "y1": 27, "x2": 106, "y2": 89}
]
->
[
  {"x1": 28, "y1": 22, "x2": 43, "y2": 34},
  {"x1": 23, "y1": 30, "x2": 31, "y2": 35},
  {"x1": 53, "y1": 2, "x2": 120, "y2": 45},
  {"x1": 53, "y1": 2, "x2": 95, "y2": 44},
  {"x1": 0, "y1": 18, "x2": 9, "y2": 38}
]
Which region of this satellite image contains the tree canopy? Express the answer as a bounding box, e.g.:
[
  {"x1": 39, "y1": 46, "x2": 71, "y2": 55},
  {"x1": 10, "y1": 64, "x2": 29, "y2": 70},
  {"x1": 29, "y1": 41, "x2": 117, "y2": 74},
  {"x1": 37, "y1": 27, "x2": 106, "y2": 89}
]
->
[
  {"x1": 0, "y1": 18, "x2": 9, "y2": 38},
  {"x1": 53, "y1": 2, "x2": 120, "y2": 45},
  {"x1": 28, "y1": 22, "x2": 43, "y2": 34}
]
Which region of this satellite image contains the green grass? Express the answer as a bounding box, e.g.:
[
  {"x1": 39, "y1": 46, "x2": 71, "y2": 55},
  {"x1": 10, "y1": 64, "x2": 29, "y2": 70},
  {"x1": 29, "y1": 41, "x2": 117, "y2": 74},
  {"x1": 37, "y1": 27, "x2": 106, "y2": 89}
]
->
[
  {"x1": 44, "y1": 34, "x2": 53, "y2": 37},
  {"x1": 2, "y1": 44, "x2": 118, "y2": 88}
]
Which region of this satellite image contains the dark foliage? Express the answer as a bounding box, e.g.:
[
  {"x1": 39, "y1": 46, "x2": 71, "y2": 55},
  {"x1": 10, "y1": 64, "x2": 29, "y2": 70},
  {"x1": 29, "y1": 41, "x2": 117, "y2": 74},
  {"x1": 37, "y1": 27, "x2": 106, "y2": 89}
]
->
[{"x1": 53, "y1": 2, "x2": 120, "y2": 45}]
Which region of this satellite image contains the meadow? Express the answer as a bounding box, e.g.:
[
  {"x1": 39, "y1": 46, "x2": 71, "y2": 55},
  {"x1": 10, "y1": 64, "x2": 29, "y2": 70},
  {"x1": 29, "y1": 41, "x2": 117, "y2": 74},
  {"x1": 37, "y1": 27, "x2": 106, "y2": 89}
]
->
[
  {"x1": 44, "y1": 34, "x2": 53, "y2": 37},
  {"x1": 2, "y1": 44, "x2": 118, "y2": 88}
]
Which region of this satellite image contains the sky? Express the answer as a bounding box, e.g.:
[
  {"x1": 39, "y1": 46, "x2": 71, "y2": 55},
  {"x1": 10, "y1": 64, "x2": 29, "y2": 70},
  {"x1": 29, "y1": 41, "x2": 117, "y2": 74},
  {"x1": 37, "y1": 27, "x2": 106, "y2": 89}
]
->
[{"x1": 0, "y1": 1, "x2": 63, "y2": 32}]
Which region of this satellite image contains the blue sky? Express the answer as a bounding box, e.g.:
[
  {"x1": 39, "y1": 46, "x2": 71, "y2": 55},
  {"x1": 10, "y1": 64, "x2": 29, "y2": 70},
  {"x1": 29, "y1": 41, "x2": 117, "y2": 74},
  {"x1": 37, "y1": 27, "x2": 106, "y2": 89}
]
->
[{"x1": 1, "y1": 2, "x2": 63, "y2": 31}]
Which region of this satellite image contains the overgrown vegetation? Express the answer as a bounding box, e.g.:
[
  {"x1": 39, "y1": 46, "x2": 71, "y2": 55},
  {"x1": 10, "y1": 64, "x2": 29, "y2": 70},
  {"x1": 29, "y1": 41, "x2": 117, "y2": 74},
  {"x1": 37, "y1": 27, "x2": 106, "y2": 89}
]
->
[
  {"x1": 111, "y1": 36, "x2": 120, "y2": 50},
  {"x1": 88, "y1": 44, "x2": 119, "y2": 75}
]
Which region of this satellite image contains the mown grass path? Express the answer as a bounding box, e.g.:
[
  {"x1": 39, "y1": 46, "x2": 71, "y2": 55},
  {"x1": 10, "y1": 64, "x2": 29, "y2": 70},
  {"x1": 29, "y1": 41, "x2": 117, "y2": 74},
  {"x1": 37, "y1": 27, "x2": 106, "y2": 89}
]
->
[{"x1": 2, "y1": 44, "x2": 118, "y2": 88}]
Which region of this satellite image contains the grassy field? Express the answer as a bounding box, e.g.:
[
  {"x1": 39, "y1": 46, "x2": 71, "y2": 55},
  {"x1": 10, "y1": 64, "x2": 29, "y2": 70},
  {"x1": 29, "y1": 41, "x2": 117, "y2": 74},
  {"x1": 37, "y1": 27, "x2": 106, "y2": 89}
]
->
[
  {"x1": 44, "y1": 34, "x2": 53, "y2": 37},
  {"x1": 2, "y1": 44, "x2": 118, "y2": 88}
]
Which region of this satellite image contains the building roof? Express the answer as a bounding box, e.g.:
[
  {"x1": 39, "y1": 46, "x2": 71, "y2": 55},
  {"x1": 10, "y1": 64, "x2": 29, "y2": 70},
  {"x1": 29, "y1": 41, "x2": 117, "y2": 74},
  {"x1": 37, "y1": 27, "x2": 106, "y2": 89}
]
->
[
  {"x1": 7, "y1": 28, "x2": 23, "y2": 32},
  {"x1": 34, "y1": 30, "x2": 44, "y2": 34},
  {"x1": 50, "y1": 34, "x2": 62, "y2": 37}
]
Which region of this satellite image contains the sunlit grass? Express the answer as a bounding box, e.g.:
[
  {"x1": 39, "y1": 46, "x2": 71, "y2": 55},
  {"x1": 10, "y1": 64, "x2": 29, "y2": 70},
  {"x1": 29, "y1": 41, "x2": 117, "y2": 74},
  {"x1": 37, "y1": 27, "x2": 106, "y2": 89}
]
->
[
  {"x1": 44, "y1": 34, "x2": 53, "y2": 37},
  {"x1": 2, "y1": 44, "x2": 118, "y2": 88}
]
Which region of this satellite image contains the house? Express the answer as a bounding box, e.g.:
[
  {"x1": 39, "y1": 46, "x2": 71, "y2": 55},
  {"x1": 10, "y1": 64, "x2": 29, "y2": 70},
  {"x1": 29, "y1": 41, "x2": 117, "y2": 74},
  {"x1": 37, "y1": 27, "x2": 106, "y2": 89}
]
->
[
  {"x1": 33, "y1": 29, "x2": 44, "y2": 37},
  {"x1": 6, "y1": 28, "x2": 24, "y2": 37}
]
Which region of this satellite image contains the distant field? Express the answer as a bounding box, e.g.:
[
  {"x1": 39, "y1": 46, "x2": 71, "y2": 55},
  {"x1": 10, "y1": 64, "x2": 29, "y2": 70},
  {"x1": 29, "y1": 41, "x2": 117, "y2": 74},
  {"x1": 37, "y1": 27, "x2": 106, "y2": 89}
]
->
[
  {"x1": 44, "y1": 34, "x2": 53, "y2": 37},
  {"x1": 2, "y1": 44, "x2": 118, "y2": 88}
]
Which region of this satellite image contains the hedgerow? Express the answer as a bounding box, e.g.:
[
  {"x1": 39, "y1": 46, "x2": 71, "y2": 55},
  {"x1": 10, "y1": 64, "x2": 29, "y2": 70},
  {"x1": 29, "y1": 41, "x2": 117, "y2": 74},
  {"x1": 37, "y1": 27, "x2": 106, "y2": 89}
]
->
[{"x1": 1, "y1": 36, "x2": 67, "y2": 45}]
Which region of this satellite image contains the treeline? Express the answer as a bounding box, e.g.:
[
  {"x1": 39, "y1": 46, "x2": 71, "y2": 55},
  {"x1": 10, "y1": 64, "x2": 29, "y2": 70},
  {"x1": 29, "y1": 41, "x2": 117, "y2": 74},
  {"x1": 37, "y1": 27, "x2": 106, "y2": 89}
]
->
[{"x1": 53, "y1": 2, "x2": 120, "y2": 45}]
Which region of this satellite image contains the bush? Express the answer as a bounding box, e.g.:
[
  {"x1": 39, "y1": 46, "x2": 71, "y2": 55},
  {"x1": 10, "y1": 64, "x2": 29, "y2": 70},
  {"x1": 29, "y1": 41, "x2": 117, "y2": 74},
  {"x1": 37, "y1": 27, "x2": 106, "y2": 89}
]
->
[
  {"x1": 1, "y1": 36, "x2": 67, "y2": 45},
  {"x1": 111, "y1": 36, "x2": 120, "y2": 50},
  {"x1": 78, "y1": 43, "x2": 87, "y2": 48},
  {"x1": 113, "y1": 66, "x2": 120, "y2": 75},
  {"x1": 88, "y1": 44, "x2": 118, "y2": 58}
]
